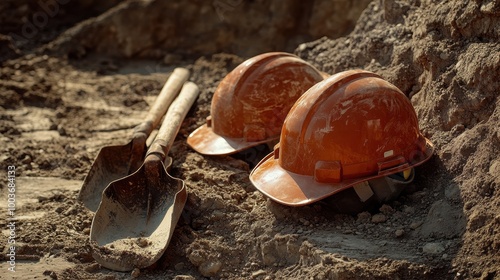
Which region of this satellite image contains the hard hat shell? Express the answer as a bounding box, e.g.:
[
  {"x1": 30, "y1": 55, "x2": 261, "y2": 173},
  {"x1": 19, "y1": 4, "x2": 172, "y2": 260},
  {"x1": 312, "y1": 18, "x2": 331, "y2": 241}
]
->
[
  {"x1": 250, "y1": 69, "x2": 434, "y2": 206},
  {"x1": 187, "y1": 52, "x2": 324, "y2": 155}
]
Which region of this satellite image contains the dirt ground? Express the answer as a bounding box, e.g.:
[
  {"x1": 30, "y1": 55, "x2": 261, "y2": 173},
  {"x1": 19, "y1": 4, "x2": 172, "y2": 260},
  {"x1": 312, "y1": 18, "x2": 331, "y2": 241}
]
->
[{"x1": 1, "y1": 0, "x2": 499, "y2": 279}]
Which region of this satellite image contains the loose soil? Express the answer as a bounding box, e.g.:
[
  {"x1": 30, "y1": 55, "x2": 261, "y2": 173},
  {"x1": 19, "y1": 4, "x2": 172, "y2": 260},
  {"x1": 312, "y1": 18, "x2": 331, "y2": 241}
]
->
[{"x1": 1, "y1": 0, "x2": 499, "y2": 280}]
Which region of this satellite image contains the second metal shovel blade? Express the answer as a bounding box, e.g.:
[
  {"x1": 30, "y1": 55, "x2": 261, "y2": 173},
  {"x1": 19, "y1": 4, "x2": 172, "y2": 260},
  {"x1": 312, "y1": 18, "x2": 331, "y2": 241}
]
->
[{"x1": 90, "y1": 158, "x2": 187, "y2": 271}]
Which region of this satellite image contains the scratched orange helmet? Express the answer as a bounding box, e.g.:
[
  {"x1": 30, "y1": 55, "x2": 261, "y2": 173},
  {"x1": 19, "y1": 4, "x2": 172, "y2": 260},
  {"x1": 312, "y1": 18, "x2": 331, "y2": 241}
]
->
[
  {"x1": 250, "y1": 69, "x2": 434, "y2": 206},
  {"x1": 187, "y1": 52, "x2": 325, "y2": 155}
]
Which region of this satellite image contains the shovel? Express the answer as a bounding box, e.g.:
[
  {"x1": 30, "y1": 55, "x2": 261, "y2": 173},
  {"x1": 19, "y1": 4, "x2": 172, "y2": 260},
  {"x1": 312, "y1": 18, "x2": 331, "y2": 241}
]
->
[
  {"x1": 78, "y1": 68, "x2": 190, "y2": 212},
  {"x1": 89, "y1": 81, "x2": 199, "y2": 271}
]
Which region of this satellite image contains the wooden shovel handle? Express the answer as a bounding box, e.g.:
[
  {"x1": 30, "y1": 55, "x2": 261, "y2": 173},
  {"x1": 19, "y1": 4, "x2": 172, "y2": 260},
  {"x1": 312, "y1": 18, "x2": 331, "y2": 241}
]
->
[
  {"x1": 134, "y1": 68, "x2": 190, "y2": 136},
  {"x1": 146, "y1": 81, "x2": 200, "y2": 159}
]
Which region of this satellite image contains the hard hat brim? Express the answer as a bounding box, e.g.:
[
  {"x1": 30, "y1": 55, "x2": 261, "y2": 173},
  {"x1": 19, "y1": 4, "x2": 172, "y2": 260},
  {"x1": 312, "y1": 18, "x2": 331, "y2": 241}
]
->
[
  {"x1": 187, "y1": 124, "x2": 275, "y2": 156},
  {"x1": 250, "y1": 138, "x2": 434, "y2": 206}
]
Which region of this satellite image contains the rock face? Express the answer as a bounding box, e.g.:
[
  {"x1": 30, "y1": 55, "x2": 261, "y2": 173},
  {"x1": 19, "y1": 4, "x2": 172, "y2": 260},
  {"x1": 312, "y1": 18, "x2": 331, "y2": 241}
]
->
[
  {"x1": 45, "y1": 0, "x2": 371, "y2": 58},
  {"x1": 0, "y1": 0, "x2": 124, "y2": 55}
]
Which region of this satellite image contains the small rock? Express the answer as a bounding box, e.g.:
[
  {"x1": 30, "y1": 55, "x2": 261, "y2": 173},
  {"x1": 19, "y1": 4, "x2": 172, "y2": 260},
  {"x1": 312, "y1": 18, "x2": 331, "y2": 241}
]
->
[
  {"x1": 371, "y1": 213, "x2": 387, "y2": 224},
  {"x1": 395, "y1": 229, "x2": 405, "y2": 237},
  {"x1": 63, "y1": 206, "x2": 77, "y2": 216},
  {"x1": 422, "y1": 242, "x2": 445, "y2": 255},
  {"x1": 409, "y1": 221, "x2": 423, "y2": 230},
  {"x1": 379, "y1": 204, "x2": 394, "y2": 214},
  {"x1": 252, "y1": 269, "x2": 267, "y2": 278},
  {"x1": 199, "y1": 260, "x2": 222, "y2": 277},
  {"x1": 131, "y1": 268, "x2": 140, "y2": 278},
  {"x1": 136, "y1": 237, "x2": 149, "y2": 248},
  {"x1": 299, "y1": 218, "x2": 310, "y2": 226},
  {"x1": 174, "y1": 276, "x2": 196, "y2": 280},
  {"x1": 357, "y1": 211, "x2": 371, "y2": 223}
]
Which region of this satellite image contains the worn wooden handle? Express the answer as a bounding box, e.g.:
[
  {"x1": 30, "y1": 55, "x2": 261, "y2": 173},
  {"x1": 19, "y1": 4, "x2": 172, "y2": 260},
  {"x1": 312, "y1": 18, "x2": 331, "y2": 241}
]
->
[
  {"x1": 135, "y1": 68, "x2": 190, "y2": 136},
  {"x1": 147, "y1": 81, "x2": 200, "y2": 158}
]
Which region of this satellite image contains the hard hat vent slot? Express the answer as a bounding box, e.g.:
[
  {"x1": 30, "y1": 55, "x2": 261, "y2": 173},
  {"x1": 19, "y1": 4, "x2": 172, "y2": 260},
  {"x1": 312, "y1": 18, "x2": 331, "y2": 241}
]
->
[
  {"x1": 273, "y1": 144, "x2": 280, "y2": 159},
  {"x1": 377, "y1": 156, "x2": 409, "y2": 176},
  {"x1": 314, "y1": 160, "x2": 342, "y2": 183}
]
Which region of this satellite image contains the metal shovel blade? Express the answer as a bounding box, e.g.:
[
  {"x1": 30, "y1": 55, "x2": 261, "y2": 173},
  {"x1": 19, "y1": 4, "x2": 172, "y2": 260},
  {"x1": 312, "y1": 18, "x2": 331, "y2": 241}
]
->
[
  {"x1": 90, "y1": 81, "x2": 199, "y2": 271},
  {"x1": 90, "y1": 157, "x2": 186, "y2": 271},
  {"x1": 78, "y1": 139, "x2": 146, "y2": 213}
]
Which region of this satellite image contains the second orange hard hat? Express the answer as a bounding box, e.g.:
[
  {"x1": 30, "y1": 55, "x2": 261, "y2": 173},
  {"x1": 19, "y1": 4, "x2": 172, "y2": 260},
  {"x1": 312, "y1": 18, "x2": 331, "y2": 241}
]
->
[
  {"x1": 250, "y1": 69, "x2": 434, "y2": 206},
  {"x1": 187, "y1": 52, "x2": 325, "y2": 155}
]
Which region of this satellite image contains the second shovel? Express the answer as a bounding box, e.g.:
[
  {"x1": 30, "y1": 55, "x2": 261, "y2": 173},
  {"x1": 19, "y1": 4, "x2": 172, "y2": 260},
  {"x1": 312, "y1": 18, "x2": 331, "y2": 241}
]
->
[{"x1": 90, "y1": 81, "x2": 199, "y2": 271}]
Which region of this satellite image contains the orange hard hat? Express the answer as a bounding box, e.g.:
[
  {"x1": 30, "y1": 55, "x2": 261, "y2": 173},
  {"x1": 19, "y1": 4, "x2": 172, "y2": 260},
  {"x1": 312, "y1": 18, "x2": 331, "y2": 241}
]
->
[
  {"x1": 187, "y1": 52, "x2": 325, "y2": 155},
  {"x1": 250, "y1": 69, "x2": 434, "y2": 206}
]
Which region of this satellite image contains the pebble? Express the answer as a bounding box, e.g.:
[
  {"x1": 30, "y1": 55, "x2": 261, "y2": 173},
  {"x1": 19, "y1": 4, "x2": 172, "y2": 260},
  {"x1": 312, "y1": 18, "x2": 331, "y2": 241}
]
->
[
  {"x1": 409, "y1": 221, "x2": 423, "y2": 230},
  {"x1": 174, "y1": 276, "x2": 196, "y2": 280},
  {"x1": 199, "y1": 260, "x2": 222, "y2": 277},
  {"x1": 395, "y1": 229, "x2": 405, "y2": 237},
  {"x1": 131, "y1": 268, "x2": 140, "y2": 278},
  {"x1": 136, "y1": 237, "x2": 149, "y2": 248},
  {"x1": 63, "y1": 206, "x2": 77, "y2": 216},
  {"x1": 357, "y1": 211, "x2": 372, "y2": 223},
  {"x1": 252, "y1": 270, "x2": 267, "y2": 278},
  {"x1": 422, "y1": 242, "x2": 445, "y2": 255},
  {"x1": 299, "y1": 218, "x2": 310, "y2": 226},
  {"x1": 379, "y1": 204, "x2": 394, "y2": 214},
  {"x1": 371, "y1": 213, "x2": 387, "y2": 224}
]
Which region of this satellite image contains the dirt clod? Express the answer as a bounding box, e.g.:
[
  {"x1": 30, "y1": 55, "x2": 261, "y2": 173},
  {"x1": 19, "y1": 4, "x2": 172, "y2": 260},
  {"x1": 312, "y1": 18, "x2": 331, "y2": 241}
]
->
[{"x1": 371, "y1": 213, "x2": 387, "y2": 224}]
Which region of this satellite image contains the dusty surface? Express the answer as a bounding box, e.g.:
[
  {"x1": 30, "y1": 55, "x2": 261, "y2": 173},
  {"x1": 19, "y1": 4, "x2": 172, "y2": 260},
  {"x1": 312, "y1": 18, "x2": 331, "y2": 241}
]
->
[{"x1": 1, "y1": 0, "x2": 499, "y2": 279}]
